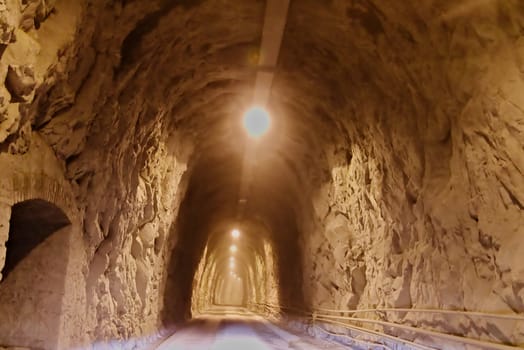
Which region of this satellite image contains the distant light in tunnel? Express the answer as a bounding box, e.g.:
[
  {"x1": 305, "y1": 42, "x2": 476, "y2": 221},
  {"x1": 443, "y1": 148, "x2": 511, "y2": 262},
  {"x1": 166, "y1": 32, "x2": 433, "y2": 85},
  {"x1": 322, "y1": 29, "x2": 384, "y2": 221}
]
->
[
  {"x1": 230, "y1": 245, "x2": 238, "y2": 253},
  {"x1": 229, "y1": 261, "x2": 235, "y2": 269},
  {"x1": 231, "y1": 229, "x2": 240, "y2": 239},
  {"x1": 243, "y1": 106, "x2": 270, "y2": 137}
]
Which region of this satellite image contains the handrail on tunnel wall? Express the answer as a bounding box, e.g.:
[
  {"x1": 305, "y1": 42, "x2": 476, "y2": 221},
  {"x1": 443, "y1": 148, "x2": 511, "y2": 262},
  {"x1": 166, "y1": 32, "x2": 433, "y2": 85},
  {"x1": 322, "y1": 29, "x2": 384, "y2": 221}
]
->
[
  {"x1": 313, "y1": 305, "x2": 524, "y2": 321},
  {"x1": 249, "y1": 302, "x2": 524, "y2": 350},
  {"x1": 254, "y1": 302, "x2": 524, "y2": 321},
  {"x1": 249, "y1": 303, "x2": 435, "y2": 350}
]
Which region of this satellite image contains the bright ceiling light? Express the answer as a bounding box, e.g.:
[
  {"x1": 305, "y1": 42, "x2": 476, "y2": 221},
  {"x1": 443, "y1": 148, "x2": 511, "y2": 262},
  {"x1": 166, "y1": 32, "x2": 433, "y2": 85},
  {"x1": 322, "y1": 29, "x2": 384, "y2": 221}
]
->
[
  {"x1": 243, "y1": 106, "x2": 270, "y2": 137},
  {"x1": 229, "y1": 245, "x2": 237, "y2": 253},
  {"x1": 231, "y1": 229, "x2": 240, "y2": 239}
]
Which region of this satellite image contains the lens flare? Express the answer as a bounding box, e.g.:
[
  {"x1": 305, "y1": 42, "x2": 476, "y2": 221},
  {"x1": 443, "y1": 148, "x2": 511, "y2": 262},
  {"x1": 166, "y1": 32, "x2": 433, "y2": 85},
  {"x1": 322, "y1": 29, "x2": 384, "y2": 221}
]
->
[
  {"x1": 243, "y1": 107, "x2": 270, "y2": 137},
  {"x1": 231, "y1": 229, "x2": 240, "y2": 239}
]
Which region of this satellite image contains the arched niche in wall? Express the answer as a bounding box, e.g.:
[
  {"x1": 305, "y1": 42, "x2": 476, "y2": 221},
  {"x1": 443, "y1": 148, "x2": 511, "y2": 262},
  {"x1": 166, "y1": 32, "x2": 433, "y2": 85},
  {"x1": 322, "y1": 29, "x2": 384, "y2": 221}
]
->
[{"x1": 0, "y1": 199, "x2": 71, "y2": 349}]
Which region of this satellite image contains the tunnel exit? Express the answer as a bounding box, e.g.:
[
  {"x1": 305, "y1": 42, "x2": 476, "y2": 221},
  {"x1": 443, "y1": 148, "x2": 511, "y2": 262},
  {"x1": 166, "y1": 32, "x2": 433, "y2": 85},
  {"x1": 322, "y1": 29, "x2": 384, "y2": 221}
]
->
[
  {"x1": 191, "y1": 226, "x2": 280, "y2": 316},
  {"x1": 214, "y1": 270, "x2": 244, "y2": 306}
]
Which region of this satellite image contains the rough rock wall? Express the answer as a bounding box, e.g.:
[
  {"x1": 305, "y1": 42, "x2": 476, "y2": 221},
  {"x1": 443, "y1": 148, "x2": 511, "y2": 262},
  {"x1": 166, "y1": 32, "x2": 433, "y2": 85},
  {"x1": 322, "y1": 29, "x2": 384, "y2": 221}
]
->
[
  {"x1": 294, "y1": 0, "x2": 524, "y2": 344},
  {"x1": 79, "y1": 131, "x2": 188, "y2": 345},
  {"x1": 0, "y1": 0, "x2": 82, "y2": 152},
  {"x1": 0, "y1": 0, "x2": 194, "y2": 347}
]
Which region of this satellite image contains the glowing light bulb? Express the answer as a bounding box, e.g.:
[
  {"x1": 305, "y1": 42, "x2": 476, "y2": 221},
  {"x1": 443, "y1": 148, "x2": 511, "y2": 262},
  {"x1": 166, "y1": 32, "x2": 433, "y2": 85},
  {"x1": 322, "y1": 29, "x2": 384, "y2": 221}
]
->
[
  {"x1": 243, "y1": 107, "x2": 270, "y2": 137},
  {"x1": 230, "y1": 245, "x2": 237, "y2": 253},
  {"x1": 231, "y1": 229, "x2": 240, "y2": 239}
]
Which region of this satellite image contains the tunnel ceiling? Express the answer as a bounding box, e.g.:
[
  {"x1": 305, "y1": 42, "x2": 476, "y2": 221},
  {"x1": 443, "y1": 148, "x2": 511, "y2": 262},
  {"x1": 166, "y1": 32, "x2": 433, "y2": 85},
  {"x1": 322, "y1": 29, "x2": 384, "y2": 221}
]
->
[
  {"x1": 59, "y1": 0, "x2": 520, "y2": 251},
  {"x1": 3, "y1": 0, "x2": 522, "y2": 298},
  {"x1": 38, "y1": 0, "x2": 347, "y2": 250}
]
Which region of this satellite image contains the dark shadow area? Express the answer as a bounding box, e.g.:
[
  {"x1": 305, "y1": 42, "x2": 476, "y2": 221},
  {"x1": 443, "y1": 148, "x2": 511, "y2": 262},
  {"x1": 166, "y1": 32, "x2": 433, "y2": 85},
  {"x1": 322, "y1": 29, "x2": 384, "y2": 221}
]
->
[
  {"x1": 161, "y1": 153, "x2": 242, "y2": 325},
  {"x1": 161, "y1": 143, "x2": 312, "y2": 324},
  {"x1": 2, "y1": 199, "x2": 70, "y2": 279},
  {"x1": 0, "y1": 198, "x2": 71, "y2": 349}
]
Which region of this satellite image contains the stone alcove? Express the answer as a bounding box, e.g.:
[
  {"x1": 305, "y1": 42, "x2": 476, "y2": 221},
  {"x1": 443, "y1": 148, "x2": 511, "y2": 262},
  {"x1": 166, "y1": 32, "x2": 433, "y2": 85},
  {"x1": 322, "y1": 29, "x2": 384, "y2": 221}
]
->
[
  {"x1": 0, "y1": 199, "x2": 72, "y2": 349},
  {"x1": 0, "y1": 134, "x2": 88, "y2": 349}
]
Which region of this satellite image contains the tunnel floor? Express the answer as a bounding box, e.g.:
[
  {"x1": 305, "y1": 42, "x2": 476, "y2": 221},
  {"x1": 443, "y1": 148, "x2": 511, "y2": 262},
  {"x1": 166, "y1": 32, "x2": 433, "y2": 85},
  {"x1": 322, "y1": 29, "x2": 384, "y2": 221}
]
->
[{"x1": 154, "y1": 309, "x2": 347, "y2": 350}]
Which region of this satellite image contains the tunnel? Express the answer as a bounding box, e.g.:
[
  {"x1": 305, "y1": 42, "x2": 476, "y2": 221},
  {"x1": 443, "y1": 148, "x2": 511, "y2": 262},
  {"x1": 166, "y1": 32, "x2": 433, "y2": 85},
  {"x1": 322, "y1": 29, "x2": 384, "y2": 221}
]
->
[{"x1": 0, "y1": 0, "x2": 523, "y2": 349}]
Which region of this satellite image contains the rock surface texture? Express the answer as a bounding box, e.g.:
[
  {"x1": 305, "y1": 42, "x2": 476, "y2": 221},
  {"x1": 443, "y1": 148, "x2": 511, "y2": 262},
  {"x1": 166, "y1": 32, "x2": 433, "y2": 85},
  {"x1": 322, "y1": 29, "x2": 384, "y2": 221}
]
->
[{"x1": 0, "y1": 0, "x2": 522, "y2": 349}]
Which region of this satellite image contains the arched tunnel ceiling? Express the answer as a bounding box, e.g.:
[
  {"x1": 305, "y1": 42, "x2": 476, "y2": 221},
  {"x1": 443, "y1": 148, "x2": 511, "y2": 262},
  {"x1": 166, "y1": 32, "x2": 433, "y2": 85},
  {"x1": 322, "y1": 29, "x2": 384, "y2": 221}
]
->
[
  {"x1": 93, "y1": 2, "x2": 345, "y2": 295},
  {"x1": 102, "y1": 0, "x2": 322, "y2": 247},
  {"x1": 28, "y1": 0, "x2": 522, "y2": 311}
]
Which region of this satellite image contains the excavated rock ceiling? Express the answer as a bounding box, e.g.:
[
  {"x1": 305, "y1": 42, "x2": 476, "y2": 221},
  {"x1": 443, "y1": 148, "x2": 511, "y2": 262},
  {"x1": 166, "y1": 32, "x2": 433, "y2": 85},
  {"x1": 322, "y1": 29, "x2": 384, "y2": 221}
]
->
[{"x1": 39, "y1": 1, "x2": 516, "y2": 227}]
